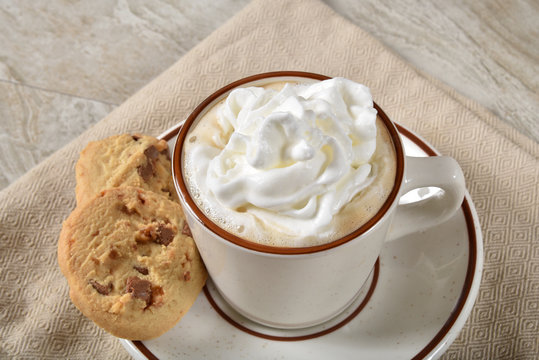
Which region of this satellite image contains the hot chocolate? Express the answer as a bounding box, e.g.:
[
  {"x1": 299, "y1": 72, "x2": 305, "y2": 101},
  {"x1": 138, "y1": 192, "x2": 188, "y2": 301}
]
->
[{"x1": 182, "y1": 78, "x2": 396, "y2": 247}]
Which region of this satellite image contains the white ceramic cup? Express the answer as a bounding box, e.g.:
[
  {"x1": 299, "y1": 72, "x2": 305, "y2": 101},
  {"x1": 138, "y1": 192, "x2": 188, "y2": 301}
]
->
[{"x1": 172, "y1": 71, "x2": 465, "y2": 329}]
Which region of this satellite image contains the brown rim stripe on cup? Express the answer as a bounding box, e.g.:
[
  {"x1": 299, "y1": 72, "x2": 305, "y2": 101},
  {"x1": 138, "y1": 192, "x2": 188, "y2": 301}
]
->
[
  {"x1": 172, "y1": 71, "x2": 405, "y2": 255},
  {"x1": 130, "y1": 119, "x2": 478, "y2": 359},
  {"x1": 203, "y1": 258, "x2": 380, "y2": 341}
]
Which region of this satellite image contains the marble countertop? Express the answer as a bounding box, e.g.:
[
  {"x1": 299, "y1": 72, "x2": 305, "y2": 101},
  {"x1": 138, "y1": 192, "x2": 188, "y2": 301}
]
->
[{"x1": 0, "y1": 0, "x2": 537, "y2": 191}]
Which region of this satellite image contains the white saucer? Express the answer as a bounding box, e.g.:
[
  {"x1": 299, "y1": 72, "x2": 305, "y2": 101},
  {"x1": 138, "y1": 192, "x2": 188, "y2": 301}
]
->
[{"x1": 121, "y1": 123, "x2": 483, "y2": 360}]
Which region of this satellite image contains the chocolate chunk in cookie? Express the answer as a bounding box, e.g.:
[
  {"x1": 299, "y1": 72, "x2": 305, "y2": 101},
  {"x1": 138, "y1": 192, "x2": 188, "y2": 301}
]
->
[
  {"x1": 144, "y1": 145, "x2": 160, "y2": 161},
  {"x1": 133, "y1": 265, "x2": 149, "y2": 275},
  {"x1": 126, "y1": 276, "x2": 152, "y2": 306},
  {"x1": 136, "y1": 222, "x2": 176, "y2": 246},
  {"x1": 137, "y1": 161, "x2": 154, "y2": 182},
  {"x1": 89, "y1": 279, "x2": 112, "y2": 295},
  {"x1": 155, "y1": 224, "x2": 175, "y2": 246}
]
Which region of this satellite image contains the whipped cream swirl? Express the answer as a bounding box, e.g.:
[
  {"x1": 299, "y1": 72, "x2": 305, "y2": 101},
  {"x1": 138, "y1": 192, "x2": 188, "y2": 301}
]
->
[{"x1": 187, "y1": 78, "x2": 379, "y2": 241}]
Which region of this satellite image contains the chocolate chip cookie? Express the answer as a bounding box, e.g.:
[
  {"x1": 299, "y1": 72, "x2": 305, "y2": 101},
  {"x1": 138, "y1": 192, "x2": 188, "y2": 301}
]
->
[
  {"x1": 75, "y1": 134, "x2": 177, "y2": 205},
  {"x1": 58, "y1": 186, "x2": 207, "y2": 340}
]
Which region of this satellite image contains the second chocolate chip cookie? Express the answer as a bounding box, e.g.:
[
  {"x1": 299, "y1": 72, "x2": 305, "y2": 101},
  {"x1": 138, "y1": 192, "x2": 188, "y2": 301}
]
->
[{"x1": 75, "y1": 134, "x2": 177, "y2": 205}]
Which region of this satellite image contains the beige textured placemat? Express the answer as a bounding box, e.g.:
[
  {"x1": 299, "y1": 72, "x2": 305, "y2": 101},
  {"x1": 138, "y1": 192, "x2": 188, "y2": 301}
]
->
[{"x1": 1, "y1": 0, "x2": 537, "y2": 358}]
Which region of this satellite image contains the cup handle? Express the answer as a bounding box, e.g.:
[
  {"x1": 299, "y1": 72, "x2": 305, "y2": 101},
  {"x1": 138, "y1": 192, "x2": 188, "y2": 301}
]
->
[{"x1": 387, "y1": 156, "x2": 466, "y2": 241}]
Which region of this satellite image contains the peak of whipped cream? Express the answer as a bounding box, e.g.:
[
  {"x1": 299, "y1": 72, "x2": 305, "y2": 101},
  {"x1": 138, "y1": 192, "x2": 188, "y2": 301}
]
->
[{"x1": 184, "y1": 77, "x2": 379, "y2": 244}]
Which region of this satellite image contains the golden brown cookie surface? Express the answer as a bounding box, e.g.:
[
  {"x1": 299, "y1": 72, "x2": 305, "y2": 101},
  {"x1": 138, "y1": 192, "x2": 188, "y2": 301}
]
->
[
  {"x1": 75, "y1": 134, "x2": 177, "y2": 205},
  {"x1": 58, "y1": 186, "x2": 207, "y2": 340}
]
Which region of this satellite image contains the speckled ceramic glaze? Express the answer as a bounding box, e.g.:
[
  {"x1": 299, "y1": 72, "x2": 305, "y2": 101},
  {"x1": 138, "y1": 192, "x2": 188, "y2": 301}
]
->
[
  {"x1": 171, "y1": 72, "x2": 467, "y2": 329},
  {"x1": 121, "y1": 121, "x2": 482, "y2": 360}
]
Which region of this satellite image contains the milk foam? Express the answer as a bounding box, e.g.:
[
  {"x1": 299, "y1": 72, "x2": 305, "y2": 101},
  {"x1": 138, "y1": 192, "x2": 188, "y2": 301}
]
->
[{"x1": 183, "y1": 78, "x2": 396, "y2": 247}]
